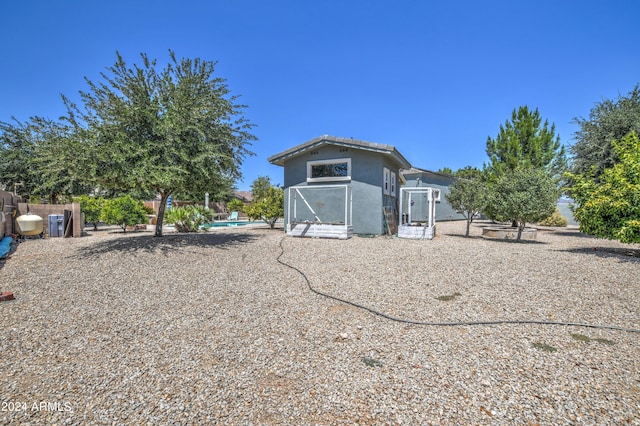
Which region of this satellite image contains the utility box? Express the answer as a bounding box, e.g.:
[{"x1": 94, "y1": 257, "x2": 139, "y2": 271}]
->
[{"x1": 48, "y1": 214, "x2": 64, "y2": 238}]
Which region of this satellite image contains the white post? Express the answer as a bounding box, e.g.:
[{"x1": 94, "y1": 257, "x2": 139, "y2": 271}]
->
[
  {"x1": 289, "y1": 188, "x2": 293, "y2": 232},
  {"x1": 349, "y1": 186, "x2": 353, "y2": 226},
  {"x1": 428, "y1": 188, "x2": 432, "y2": 229},
  {"x1": 399, "y1": 188, "x2": 404, "y2": 226},
  {"x1": 344, "y1": 185, "x2": 348, "y2": 226},
  {"x1": 205, "y1": 192, "x2": 209, "y2": 210}
]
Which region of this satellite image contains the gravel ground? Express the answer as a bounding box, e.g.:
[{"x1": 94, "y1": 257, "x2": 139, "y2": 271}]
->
[{"x1": 1, "y1": 220, "x2": 639, "y2": 425}]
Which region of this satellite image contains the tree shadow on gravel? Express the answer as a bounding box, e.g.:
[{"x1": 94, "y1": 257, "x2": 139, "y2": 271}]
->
[
  {"x1": 442, "y1": 233, "x2": 485, "y2": 240},
  {"x1": 547, "y1": 230, "x2": 597, "y2": 239},
  {"x1": 557, "y1": 246, "x2": 640, "y2": 262},
  {"x1": 69, "y1": 232, "x2": 259, "y2": 259},
  {"x1": 443, "y1": 233, "x2": 548, "y2": 244}
]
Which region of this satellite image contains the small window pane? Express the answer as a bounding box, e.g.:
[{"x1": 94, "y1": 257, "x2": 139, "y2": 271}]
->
[{"x1": 311, "y1": 162, "x2": 348, "y2": 178}]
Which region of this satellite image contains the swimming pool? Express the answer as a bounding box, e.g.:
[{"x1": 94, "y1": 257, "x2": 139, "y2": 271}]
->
[{"x1": 201, "y1": 221, "x2": 250, "y2": 228}]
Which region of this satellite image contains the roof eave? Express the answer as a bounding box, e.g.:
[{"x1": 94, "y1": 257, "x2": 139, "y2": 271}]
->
[{"x1": 268, "y1": 135, "x2": 412, "y2": 169}]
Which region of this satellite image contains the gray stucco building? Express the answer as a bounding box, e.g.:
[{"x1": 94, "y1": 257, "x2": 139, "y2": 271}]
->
[
  {"x1": 401, "y1": 168, "x2": 465, "y2": 222},
  {"x1": 268, "y1": 135, "x2": 411, "y2": 236},
  {"x1": 269, "y1": 135, "x2": 469, "y2": 237}
]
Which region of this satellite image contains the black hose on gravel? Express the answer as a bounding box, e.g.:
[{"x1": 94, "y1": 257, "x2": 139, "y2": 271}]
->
[{"x1": 276, "y1": 237, "x2": 640, "y2": 334}]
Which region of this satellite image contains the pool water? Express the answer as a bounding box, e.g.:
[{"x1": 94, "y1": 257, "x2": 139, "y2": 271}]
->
[{"x1": 201, "y1": 221, "x2": 249, "y2": 228}]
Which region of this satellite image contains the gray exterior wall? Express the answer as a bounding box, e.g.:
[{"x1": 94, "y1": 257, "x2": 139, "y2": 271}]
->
[
  {"x1": 402, "y1": 171, "x2": 465, "y2": 221},
  {"x1": 557, "y1": 198, "x2": 578, "y2": 226},
  {"x1": 282, "y1": 144, "x2": 402, "y2": 234}
]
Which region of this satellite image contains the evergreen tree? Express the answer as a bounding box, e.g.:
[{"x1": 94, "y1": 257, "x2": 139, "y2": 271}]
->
[
  {"x1": 484, "y1": 106, "x2": 566, "y2": 224},
  {"x1": 485, "y1": 106, "x2": 567, "y2": 180}
]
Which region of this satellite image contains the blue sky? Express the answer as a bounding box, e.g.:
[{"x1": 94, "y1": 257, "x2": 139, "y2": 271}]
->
[{"x1": 1, "y1": 1, "x2": 639, "y2": 191}]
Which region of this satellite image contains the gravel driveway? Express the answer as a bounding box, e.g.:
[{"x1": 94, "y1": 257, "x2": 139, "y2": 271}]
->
[{"x1": 1, "y1": 221, "x2": 638, "y2": 425}]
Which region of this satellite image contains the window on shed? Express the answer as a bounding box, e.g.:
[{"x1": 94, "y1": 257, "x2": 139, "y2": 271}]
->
[
  {"x1": 383, "y1": 167, "x2": 390, "y2": 195},
  {"x1": 307, "y1": 158, "x2": 351, "y2": 182},
  {"x1": 390, "y1": 171, "x2": 396, "y2": 197}
]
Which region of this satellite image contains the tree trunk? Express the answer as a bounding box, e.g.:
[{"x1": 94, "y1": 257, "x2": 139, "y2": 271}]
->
[
  {"x1": 155, "y1": 191, "x2": 170, "y2": 237},
  {"x1": 465, "y1": 219, "x2": 471, "y2": 237},
  {"x1": 516, "y1": 222, "x2": 525, "y2": 242}
]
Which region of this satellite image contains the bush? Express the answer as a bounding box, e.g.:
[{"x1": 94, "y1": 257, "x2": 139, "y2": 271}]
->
[
  {"x1": 75, "y1": 194, "x2": 105, "y2": 230},
  {"x1": 445, "y1": 170, "x2": 486, "y2": 237},
  {"x1": 226, "y1": 198, "x2": 245, "y2": 214},
  {"x1": 538, "y1": 208, "x2": 568, "y2": 227},
  {"x1": 484, "y1": 167, "x2": 559, "y2": 241},
  {"x1": 566, "y1": 131, "x2": 640, "y2": 243},
  {"x1": 244, "y1": 185, "x2": 284, "y2": 229},
  {"x1": 101, "y1": 195, "x2": 149, "y2": 232},
  {"x1": 165, "y1": 205, "x2": 212, "y2": 232}
]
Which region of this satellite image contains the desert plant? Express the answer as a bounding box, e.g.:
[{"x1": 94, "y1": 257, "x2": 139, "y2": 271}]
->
[
  {"x1": 165, "y1": 205, "x2": 213, "y2": 232},
  {"x1": 538, "y1": 208, "x2": 568, "y2": 227}
]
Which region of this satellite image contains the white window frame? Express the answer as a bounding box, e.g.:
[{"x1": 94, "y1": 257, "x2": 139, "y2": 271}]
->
[
  {"x1": 383, "y1": 167, "x2": 390, "y2": 195},
  {"x1": 390, "y1": 171, "x2": 396, "y2": 197},
  {"x1": 306, "y1": 158, "x2": 351, "y2": 183}
]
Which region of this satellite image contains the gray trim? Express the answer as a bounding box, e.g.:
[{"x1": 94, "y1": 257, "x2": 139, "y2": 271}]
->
[
  {"x1": 401, "y1": 167, "x2": 456, "y2": 180},
  {"x1": 268, "y1": 135, "x2": 411, "y2": 169}
]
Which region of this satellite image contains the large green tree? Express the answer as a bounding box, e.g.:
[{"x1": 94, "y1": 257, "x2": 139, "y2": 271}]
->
[
  {"x1": 484, "y1": 106, "x2": 566, "y2": 224},
  {"x1": 485, "y1": 106, "x2": 567, "y2": 180},
  {"x1": 570, "y1": 84, "x2": 640, "y2": 182},
  {"x1": 63, "y1": 51, "x2": 255, "y2": 236},
  {"x1": 0, "y1": 119, "x2": 37, "y2": 198},
  {"x1": 566, "y1": 131, "x2": 640, "y2": 243},
  {"x1": 0, "y1": 117, "x2": 88, "y2": 202}
]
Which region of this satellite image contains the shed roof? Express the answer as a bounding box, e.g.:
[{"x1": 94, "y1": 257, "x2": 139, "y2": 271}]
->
[
  {"x1": 233, "y1": 190, "x2": 253, "y2": 203},
  {"x1": 268, "y1": 135, "x2": 412, "y2": 169},
  {"x1": 401, "y1": 167, "x2": 457, "y2": 180}
]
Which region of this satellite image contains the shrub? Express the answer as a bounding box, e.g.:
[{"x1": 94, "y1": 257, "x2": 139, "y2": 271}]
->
[
  {"x1": 226, "y1": 198, "x2": 245, "y2": 214},
  {"x1": 484, "y1": 167, "x2": 559, "y2": 241},
  {"x1": 165, "y1": 205, "x2": 212, "y2": 232},
  {"x1": 538, "y1": 208, "x2": 568, "y2": 227},
  {"x1": 75, "y1": 194, "x2": 105, "y2": 231},
  {"x1": 244, "y1": 186, "x2": 284, "y2": 229},
  {"x1": 100, "y1": 195, "x2": 149, "y2": 232},
  {"x1": 445, "y1": 170, "x2": 487, "y2": 237},
  {"x1": 566, "y1": 131, "x2": 640, "y2": 243}
]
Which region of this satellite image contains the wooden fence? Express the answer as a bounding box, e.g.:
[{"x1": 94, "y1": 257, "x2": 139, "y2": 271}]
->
[
  {"x1": 0, "y1": 190, "x2": 83, "y2": 238},
  {"x1": 0, "y1": 191, "x2": 20, "y2": 238}
]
